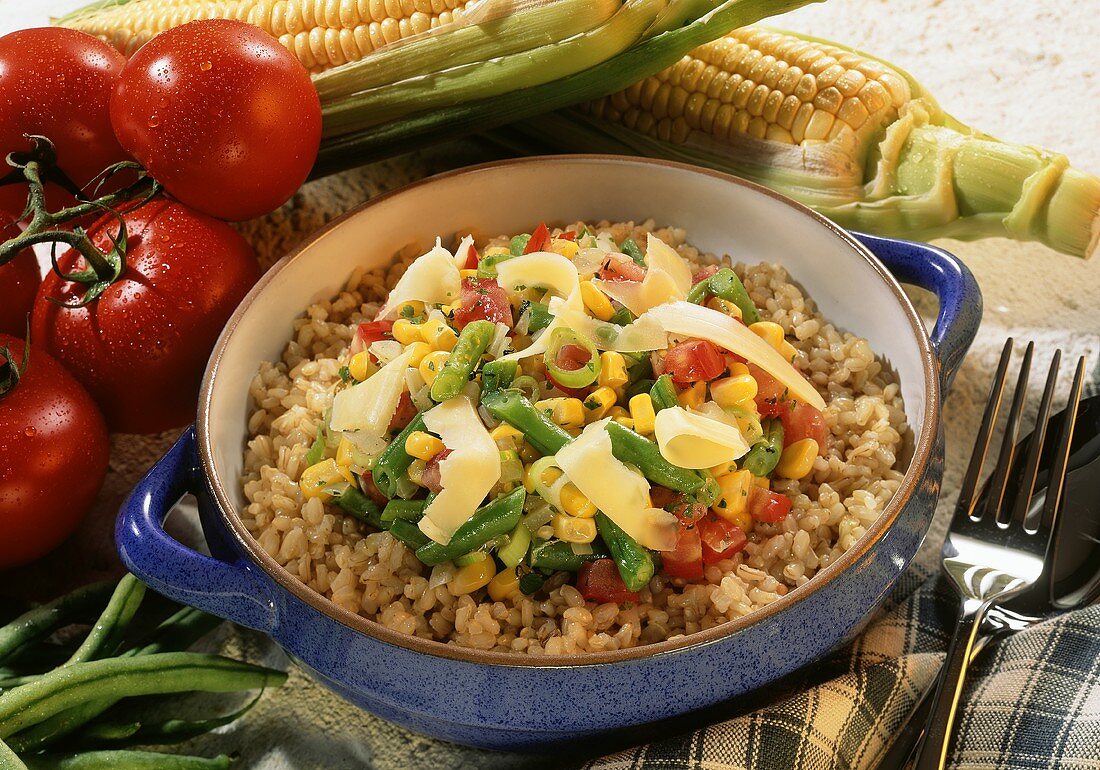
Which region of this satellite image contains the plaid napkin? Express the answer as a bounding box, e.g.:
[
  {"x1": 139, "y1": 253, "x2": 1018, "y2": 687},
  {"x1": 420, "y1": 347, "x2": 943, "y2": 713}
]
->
[{"x1": 585, "y1": 568, "x2": 1100, "y2": 770}]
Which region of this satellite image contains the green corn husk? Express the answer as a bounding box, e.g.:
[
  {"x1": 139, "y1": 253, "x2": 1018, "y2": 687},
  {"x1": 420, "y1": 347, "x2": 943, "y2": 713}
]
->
[{"x1": 493, "y1": 27, "x2": 1099, "y2": 258}]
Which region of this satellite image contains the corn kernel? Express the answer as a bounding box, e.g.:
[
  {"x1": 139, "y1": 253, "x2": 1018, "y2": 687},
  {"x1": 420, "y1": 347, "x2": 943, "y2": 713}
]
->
[
  {"x1": 629, "y1": 393, "x2": 657, "y2": 435},
  {"x1": 583, "y1": 386, "x2": 618, "y2": 422},
  {"x1": 706, "y1": 296, "x2": 743, "y2": 319},
  {"x1": 753, "y1": 476, "x2": 770, "y2": 489},
  {"x1": 449, "y1": 557, "x2": 497, "y2": 595},
  {"x1": 407, "y1": 458, "x2": 427, "y2": 485},
  {"x1": 490, "y1": 424, "x2": 524, "y2": 443},
  {"x1": 597, "y1": 351, "x2": 629, "y2": 389},
  {"x1": 712, "y1": 469, "x2": 753, "y2": 523},
  {"x1": 421, "y1": 319, "x2": 458, "y2": 352},
  {"x1": 487, "y1": 568, "x2": 521, "y2": 602},
  {"x1": 396, "y1": 300, "x2": 425, "y2": 318},
  {"x1": 299, "y1": 459, "x2": 353, "y2": 501},
  {"x1": 710, "y1": 460, "x2": 737, "y2": 478},
  {"x1": 560, "y1": 483, "x2": 597, "y2": 518},
  {"x1": 749, "y1": 321, "x2": 785, "y2": 350},
  {"x1": 729, "y1": 362, "x2": 751, "y2": 377},
  {"x1": 518, "y1": 441, "x2": 540, "y2": 463},
  {"x1": 535, "y1": 397, "x2": 585, "y2": 430},
  {"x1": 484, "y1": 246, "x2": 510, "y2": 257},
  {"x1": 403, "y1": 341, "x2": 432, "y2": 367},
  {"x1": 550, "y1": 238, "x2": 579, "y2": 259},
  {"x1": 579, "y1": 281, "x2": 615, "y2": 321},
  {"x1": 711, "y1": 374, "x2": 758, "y2": 409},
  {"x1": 606, "y1": 406, "x2": 633, "y2": 429},
  {"x1": 776, "y1": 438, "x2": 819, "y2": 479},
  {"x1": 336, "y1": 437, "x2": 355, "y2": 468},
  {"x1": 418, "y1": 350, "x2": 450, "y2": 386},
  {"x1": 552, "y1": 513, "x2": 597, "y2": 543},
  {"x1": 459, "y1": 268, "x2": 479, "y2": 279},
  {"x1": 348, "y1": 351, "x2": 374, "y2": 382},
  {"x1": 405, "y1": 431, "x2": 445, "y2": 461},
  {"x1": 392, "y1": 318, "x2": 421, "y2": 345},
  {"x1": 778, "y1": 340, "x2": 800, "y2": 363},
  {"x1": 677, "y1": 381, "x2": 706, "y2": 409}
]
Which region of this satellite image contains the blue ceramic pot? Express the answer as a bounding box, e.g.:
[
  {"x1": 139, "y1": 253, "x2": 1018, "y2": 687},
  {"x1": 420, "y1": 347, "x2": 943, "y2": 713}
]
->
[{"x1": 116, "y1": 157, "x2": 981, "y2": 750}]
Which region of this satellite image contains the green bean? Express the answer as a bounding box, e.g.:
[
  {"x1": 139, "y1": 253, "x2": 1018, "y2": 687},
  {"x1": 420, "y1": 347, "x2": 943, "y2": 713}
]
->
[
  {"x1": 127, "y1": 608, "x2": 221, "y2": 658},
  {"x1": 371, "y1": 413, "x2": 426, "y2": 498},
  {"x1": 604, "y1": 422, "x2": 703, "y2": 494},
  {"x1": 708, "y1": 268, "x2": 760, "y2": 324},
  {"x1": 0, "y1": 736, "x2": 27, "y2": 770},
  {"x1": 685, "y1": 279, "x2": 710, "y2": 305},
  {"x1": 416, "y1": 487, "x2": 526, "y2": 566},
  {"x1": 6, "y1": 702, "x2": 109, "y2": 754},
  {"x1": 524, "y1": 302, "x2": 554, "y2": 333},
  {"x1": 695, "y1": 471, "x2": 722, "y2": 508},
  {"x1": 509, "y1": 234, "x2": 530, "y2": 256},
  {"x1": 381, "y1": 499, "x2": 426, "y2": 523},
  {"x1": 23, "y1": 751, "x2": 233, "y2": 770},
  {"x1": 518, "y1": 572, "x2": 545, "y2": 595},
  {"x1": 0, "y1": 653, "x2": 286, "y2": 739},
  {"x1": 740, "y1": 418, "x2": 784, "y2": 477},
  {"x1": 430, "y1": 320, "x2": 495, "y2": 402},
  {"x1": 0, "y1": 582, "x2": 115, "y2": 665},
  {"x1": 72, "y1": 691, "x2": 262, "y2": 749},
  {"x1": 619, "y1": 238, "x2": 645, "y2": 266},
  {"x1": 595, "y1": 513, "x2": 654, "y2": 592},
  {"x1": 480, "y1": 359, "x2": 517, "y2": 393},
  {"x1": 387, "y1": 519, "x2": 431, "y2": 551},
  {"x1": 649, "y1": 375, "x2": 679, "y2": 413},
  {"x1": 480, "y1": 390, "x2": 570, "y2": 456},
  {"x1": 608, "y1": 306, "x2": 635, "y2": 326},
  {"x1": 332, "y1": 486, "x2": 383, "y2": 530},
  {"x1": 63, "y1": 576, "x2": 145, "y2": 667},
  {"x1": 528, "y1": 539, "x2": 610, "y2": 572}
]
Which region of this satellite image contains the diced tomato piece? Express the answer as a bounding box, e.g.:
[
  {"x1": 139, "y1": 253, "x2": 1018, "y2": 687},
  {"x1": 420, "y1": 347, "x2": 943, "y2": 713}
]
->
[
  {"x1": 577, "y1": 559, "x2": 640, "y2": 604},
  {"x1": 691, "y1": 264, "x2": 719, "y2": 286},
  {"x1": 780, "y1": 401, "x2": 828, "y2": 451},
  {"x1": 387, "y1": 391, "x2": 418, "y2": 433},
  {"x1": 524, "y1": 222, "x2": 551, "y2": 254},
  {"x1": 360, "y1": 473, "x2": 389, "y2": 506},
  {"x1": 356, "y1": 319, "x2": 394, "y2": 346},
  {"x1": 555, "y1": 343, "x2": 592, "y2": 372},
  {"x1": 421, "y1": 447, "x2": 452, "y2": 495},
  {"x1": 598, "y1": 253, "x2": 647, "y2": 282},
  {"x1": 747, "y1": 363, "x2": 792, "y2": 417},
  {"x1": 663, "y1": 340, "x2": 726, "y2": 384},
  {"x1": 661, "y1": 519, "x2": 704, "y2": 581},
  {"x1": 748, "y1": 487, "x2": 792, "y2": 524},
  {"x1": 453, "y1": 277, "x2": 512, "y2": 330},
  {"x1": 546, "y1": 372, "x2": 587, "y2": 399},
  {"x1": 698, "y1": 515, "x2": 747, "y2": 565},
  {"x1": 461, "y1": 241, "x2": 478, "y2": 270},
  {"x1": 557, "y1": 230, "x2": 577, "y2": 241}
]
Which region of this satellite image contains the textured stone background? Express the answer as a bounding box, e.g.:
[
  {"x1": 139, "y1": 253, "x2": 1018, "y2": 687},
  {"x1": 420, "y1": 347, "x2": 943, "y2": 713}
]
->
[{"x1": 1, "y1": 1, "x2": 1097, "y2": 767}]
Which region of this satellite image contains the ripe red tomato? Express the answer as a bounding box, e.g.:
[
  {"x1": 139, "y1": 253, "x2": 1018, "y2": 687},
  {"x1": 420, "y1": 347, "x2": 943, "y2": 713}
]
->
[
  {"x1": 577, "y1": 559, "x2": 639, "y2": 604},
  {"x1": 32, "y1": 198, "x2": 260, "y2": 433},
  {"x1": 691, "y1": 264, "x2": 719, "y2": 286},
  {"x1": 661, "y1": 518, "x2": 704, "y2": 581},
  {"x1": 110, "y1": 19, "x2": 321, "y2": 221},
  {"x1": 0, "y1": 334, "x2": 109, "y2": 569},
  {"x1": 663, "y1": 340, "x2": 725, "y2": 384},
  {"x1": 388, "y1": 391, "x2": 418, "y2": 433},
  {"x1": 0, "y1": 28, "x2": 130, "y2": 223},
  {"x1": 748, "y1": 363, "x2": 792, "y2": 417},
  {"x1": 0, "y1": 225, "x2": 41, "y2": 337},
  {"x1": 598, "y1": 253, "x2": 646, "y2": 282},
  {"x1": 453, "y1": 278, "x2": 511, "y2": 330},
  {"x1": 524, "y1": 223, "x2": 551, "y2": 254},
  {"x1": 780, "y1": 401, "x2": 828, "y2": 451},
  {"x1": 748, "y1": 487, "x2": 793, "y2": 524},
  {"x1": 698, "y1": 515, "x2": 747, "y2": 565}
]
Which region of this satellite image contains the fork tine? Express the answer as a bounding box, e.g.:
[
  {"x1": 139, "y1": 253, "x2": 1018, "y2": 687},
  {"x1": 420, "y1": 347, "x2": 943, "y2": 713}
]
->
[
  {"x1": 1010, "y1": 350, "x2": 1061, "y2": 532},
  {"x1": 1038, "y1": 356, "x2": 1086, "y2": 532},
  {"x1": 982, "y1": 341, "x2": 1033, "y2": 524},
  {"x1": 957, "y1": 339, "x2": 1014, "y2": 520}
]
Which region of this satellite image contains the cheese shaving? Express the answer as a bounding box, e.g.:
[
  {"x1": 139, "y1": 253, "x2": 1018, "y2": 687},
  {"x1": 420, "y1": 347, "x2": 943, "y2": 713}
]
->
[
  {"x1": 418, "y1": 395, "x2": 501, "y2": 546},
  {"x1": 330, "y1": 347, "x2": 415, "y2": 445},
  {"x1": 495, "y1": 251, "x2": 579, "y2": 299},
  {"x1": 644, "y1": 233, "x2": 693, "y2": 294},
  {"x1": 593, "y1": 268, "x2": 683, "y2": 316},
  {"x1": 376, "y1": 242, "x2": 461, "y2": 319},
  {"x1": 653, "y1": 406, "x2": 751, "y2": 469}
]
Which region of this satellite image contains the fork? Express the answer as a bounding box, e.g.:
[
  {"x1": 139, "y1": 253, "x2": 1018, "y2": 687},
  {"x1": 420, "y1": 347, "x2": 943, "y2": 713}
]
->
[{"x1": 912, "y1": 339, "x2": 1086, "y2": 770}]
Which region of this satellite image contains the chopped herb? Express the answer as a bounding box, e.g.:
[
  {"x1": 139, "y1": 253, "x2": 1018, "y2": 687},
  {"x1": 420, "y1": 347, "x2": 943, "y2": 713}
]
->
[{"x1": 338, "y1": 366, "x2": 352, "y2": 382}]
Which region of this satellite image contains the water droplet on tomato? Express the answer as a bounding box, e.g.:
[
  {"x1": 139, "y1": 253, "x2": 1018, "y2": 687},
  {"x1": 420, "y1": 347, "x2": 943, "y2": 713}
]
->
[
  {"x1": 24, "y1": 426, "x2": 36, "y2": 437},
  {"x1": 200, "y1": 60, "x2": 212, "y2": 71},
  {"x1": 147, "y1": 114, "x2": 161, "y2": 128}
]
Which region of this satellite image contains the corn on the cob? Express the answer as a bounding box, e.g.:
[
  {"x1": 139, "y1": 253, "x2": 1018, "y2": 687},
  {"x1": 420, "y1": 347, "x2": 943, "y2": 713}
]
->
[{"x1": 505, "y1": 27, "x2": 1099, "y2": 259}]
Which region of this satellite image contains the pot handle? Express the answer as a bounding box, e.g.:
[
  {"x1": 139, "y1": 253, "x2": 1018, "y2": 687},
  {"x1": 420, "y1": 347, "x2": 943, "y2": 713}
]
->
[
  {"x1": 116, "y1": 427, "x2": 278, "y2": 633},
  {"x1": 854, "y1": 233, "x2": 982, "y2": 390}
]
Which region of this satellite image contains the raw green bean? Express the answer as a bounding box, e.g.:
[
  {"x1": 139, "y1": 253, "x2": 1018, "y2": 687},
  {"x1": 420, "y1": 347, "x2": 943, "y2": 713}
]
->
[
  {"x1": 740, "y1": 418, "x2": 784, "y2": 477},
  {"x1": 619, "y1": 238, "x2": 645, "y2": 266},
  {"x1": 415, "y1": 487, "x2": 526, "y2": 566},
  {"x1": 63, "y1": 576, "x2": 146, "y2": 667},
  {"x1": 649, "y1": 375, "x2": 679, "y2": 412},
  {"x1": 480, "y1": 390, "x2": 570, "y2": 456},
  {"x1": 480, "y1": 359, "x2": 517, "y2": 393},
  {"x1": 0, "y1": 653, "x2": 286, "y2": 739},
  {"x1": 430, "y1": 320, "x2": 495, "y2": 402},
  {"x1": 371, "y1": 413, "x2": 426, "y2": 498},
  {"x1": 528, "y1": 539, "x2": 610, "y2": 572},
  {"x1": 707, "y1": 268, "x2": 760, "y2": 324},
  {"x1": 71, "y1": 691, "x2": 262, "y2": 749},
  {"x1": 387, "y1": 519, "x2": 431, "y2": 551},
  {"x1": 0, "y1": 582, "x2": 115, "y2": 665},
  {"x1": 595, "y1": 513, "x2": 654, "y2": 592},
  {"x1": 0, "y1": 736, "x2": 27, "y2": 770},
  {"x1": 127, "y1": 608, "x2": 221, "y2": 658},
  {"x1": 381, "y1": 499, "x2": 426, "y2": 523},
  {"x1": 604, "y1": 422, "x2": 703, "y2": 494},
  {"x1": 6, "y1": 701, "x2": 110, "y2": 754},
  {"x1": 524, "y1": 302, "x2": 554, "y2": 333},
  {"x1": 332, "y1": 486, "x2": 383, "y2": 530},
  {"x1": 23, "y1": 751, "x2": 233, "y2": 770}
]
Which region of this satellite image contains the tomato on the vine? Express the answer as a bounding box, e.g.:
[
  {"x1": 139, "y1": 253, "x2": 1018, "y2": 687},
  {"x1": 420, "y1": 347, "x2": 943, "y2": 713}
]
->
[
  {"x1": 32, "y1": 197, "x2": 260, "y2": 433},
  {"x1": 110, "y1": 19, "x2": 322, "y2": 222},
  {"x1": 0, "y1": 225, "x2": 41, "y2": 337},
  {"x1": 0, "y1": 28, "x2": 130, "y2": 224},
  {"x1": 0, "y1": 334, "x2": 109, "y2": 569}
]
